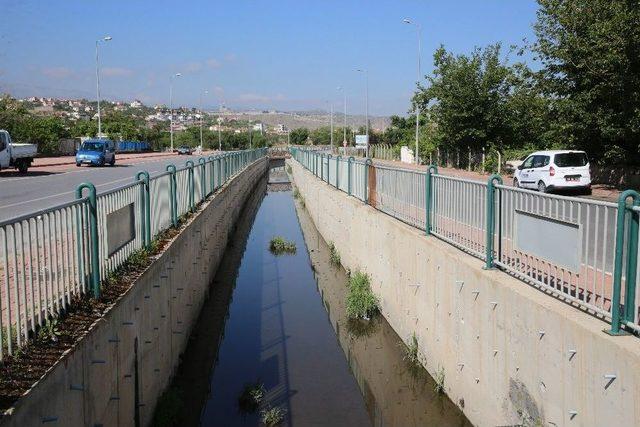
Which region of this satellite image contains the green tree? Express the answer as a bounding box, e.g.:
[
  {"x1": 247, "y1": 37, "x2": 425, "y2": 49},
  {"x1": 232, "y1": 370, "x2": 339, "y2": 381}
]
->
[
  {"x1": 413, "y1": 44, "x2": 549, "y2": 158},
  {"x1": 289, "y1": 128, "x2": 309, "y2": 145},
  {"x1": 533, "y1": 0, "x2": 640, "y2": 163}
]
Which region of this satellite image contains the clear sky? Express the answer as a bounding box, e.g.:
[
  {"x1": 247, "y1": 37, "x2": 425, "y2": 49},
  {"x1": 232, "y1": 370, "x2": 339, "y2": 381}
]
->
[{"x1": 0, "y1": 0, "x2": 539, "y2": 116}]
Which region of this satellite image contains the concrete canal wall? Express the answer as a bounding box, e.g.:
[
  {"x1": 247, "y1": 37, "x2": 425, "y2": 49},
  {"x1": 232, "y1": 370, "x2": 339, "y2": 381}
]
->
[
  {"x1": 289, "y1": 159, "x2": 640, "y2": 427},
  {"x1": 0, "y1": 158, "x2": 268, "y2": 427}
]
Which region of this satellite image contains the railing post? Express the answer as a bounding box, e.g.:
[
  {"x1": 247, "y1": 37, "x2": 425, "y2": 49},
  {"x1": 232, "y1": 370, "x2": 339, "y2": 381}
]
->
[
  {"x1": 484, "y1": 174, "x2": 503, "y2": 269},
  {"x1": 348, "y1": 156, "x2": 354, "y2": 196},
  {"x1": 327, "y1": 154, "x2": 332, "y2": 184},
  {"x1": 76, "y1": 182, "x2": 100, "y2": 298},
  {"x1": 208, "y1": 156, "x2": 215, "y2": 193},
  {"x1": 198, "y1": 158, "x2": 206, "y2": 201},
  {"x1": 365, "y1": 158, "x2": 372, "y2": 204},
  {"x1": 608, "y1": 190, "x2": 640, "y2": 335},
  {"x1": 186, "y1": 160, "x2": 195, "y2": 211},
  {"x1": 336, "y1": 155, "x2": 342, "y2": 189},
  {"x1": 135, "y1": 171, "x2": 151, "y2": 248},
  {"x1": 166, "y1": 164, "x2": 177, "y2": 226},
  {"x1": 425, "y1": 165, "x2": 438, "y2": 235}
]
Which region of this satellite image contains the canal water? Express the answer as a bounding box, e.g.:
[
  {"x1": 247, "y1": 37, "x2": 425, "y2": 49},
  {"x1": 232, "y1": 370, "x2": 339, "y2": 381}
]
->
[{"x1": 156, "y1": 165, "x2": 471, "y2": 426}]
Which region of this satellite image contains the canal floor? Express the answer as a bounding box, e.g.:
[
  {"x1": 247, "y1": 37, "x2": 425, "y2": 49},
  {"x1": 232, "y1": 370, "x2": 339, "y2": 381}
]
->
[{"x1": 156, "y1": 169, "x2": 470, "y2": 426}]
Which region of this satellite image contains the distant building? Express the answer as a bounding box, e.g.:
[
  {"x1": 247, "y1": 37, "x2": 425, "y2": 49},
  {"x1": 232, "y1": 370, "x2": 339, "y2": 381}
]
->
[
  {"x1": 130, "y1": 99, "x2": 143, "y2": 108},
  {"x1": 275, "y1": 124, "x2": 287, "y2": 133},
  {"x1": 252, "y1": 123, "x2": 265, "y2": 132}
]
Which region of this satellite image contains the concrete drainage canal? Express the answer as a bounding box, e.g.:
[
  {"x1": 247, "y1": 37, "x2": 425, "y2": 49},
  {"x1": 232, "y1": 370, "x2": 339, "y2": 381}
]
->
[{"x1": 153, "y1": 161, "x2": 471, "y2": 427}]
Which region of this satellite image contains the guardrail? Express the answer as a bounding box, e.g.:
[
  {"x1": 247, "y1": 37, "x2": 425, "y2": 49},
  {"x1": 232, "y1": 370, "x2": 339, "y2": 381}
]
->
[
  {"x1": 290, "y1": 147, "x2": 640, "y2": 337},
  {"x1": 0, "y1": 148, "x2": 267, "y2": 359}
]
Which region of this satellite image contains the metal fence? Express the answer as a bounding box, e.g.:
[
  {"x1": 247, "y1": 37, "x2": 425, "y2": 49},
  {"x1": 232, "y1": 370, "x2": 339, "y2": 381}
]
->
[
  {"x1": 290, "y1": 147, "x2": 640, "y2": 336},
  {"x1": 0, "y1": 148, "x2": 267, "y2": 359}
]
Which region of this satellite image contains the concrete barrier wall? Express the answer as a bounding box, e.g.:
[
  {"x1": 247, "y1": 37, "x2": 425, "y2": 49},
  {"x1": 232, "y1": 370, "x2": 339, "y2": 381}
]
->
[
  {"x1": 288, "y1": 159, "x2": 640, "y2": 427},
  {"x1": 0, "y1": 158, "x2": 268, "y2": 427}
]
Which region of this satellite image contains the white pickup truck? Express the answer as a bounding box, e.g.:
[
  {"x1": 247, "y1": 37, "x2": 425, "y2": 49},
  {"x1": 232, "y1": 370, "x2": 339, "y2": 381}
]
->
[{"x1": 0, "y1": 130, "x2": 37, "y2": 173}]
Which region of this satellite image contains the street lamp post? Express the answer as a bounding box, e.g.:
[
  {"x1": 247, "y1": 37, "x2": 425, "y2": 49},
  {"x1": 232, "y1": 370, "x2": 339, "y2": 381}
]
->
[
  {"x1": 169, "y1": 73, "x2": 182, "y2": 152},
  {"x1": 217, "y1": 117, "x2": 222, "y2": 151},
  {"x1": 356, "y1": 69, "x2": 369, "y2": 157},
  {"x1": 95, "y1": 36, "x2": 112, "y2": 138},
  {"x1": 337, "y1": 86, "x2": 347, "y2": 153},
  {"x1": 200, "y1": 90, "x2": 208, "y2": 149},
  {"x1": 329, "y1": 101, "x2": 334, "y2": 151},
  {"x1": 404, "y1": 18, "x2": 422, "y2": 164}
]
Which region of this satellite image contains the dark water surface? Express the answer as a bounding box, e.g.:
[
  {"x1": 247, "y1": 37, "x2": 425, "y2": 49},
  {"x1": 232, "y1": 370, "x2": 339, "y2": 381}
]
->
[{"x1": 159, "y1": 166, "x2": 471, "y2": 426}]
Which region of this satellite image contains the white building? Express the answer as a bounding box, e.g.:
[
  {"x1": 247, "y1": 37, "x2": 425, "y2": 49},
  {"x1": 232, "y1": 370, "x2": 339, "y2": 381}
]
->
[
  {"x1": 252, "y1": 123, "x2": 265, "y2": 132},
  {"x1": 275, "y1": 124, "x2": 287, "y2": 133}
]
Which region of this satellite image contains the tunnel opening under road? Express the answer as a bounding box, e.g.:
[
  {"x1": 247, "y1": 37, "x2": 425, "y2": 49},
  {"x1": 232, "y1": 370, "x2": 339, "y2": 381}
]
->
[{"x1": 154, "y1": 162, "x2": 470, "y2": 426}]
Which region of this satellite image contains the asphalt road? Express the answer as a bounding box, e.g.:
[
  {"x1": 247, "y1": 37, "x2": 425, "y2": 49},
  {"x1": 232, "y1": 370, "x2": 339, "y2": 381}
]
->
[{"x1": 0, "y1": 153, "x2": 209, "y2": 222}]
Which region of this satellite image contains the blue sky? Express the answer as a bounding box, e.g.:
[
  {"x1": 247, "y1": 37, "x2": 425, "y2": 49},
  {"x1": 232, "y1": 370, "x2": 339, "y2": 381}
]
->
[{"x1": 0, "y1": 0, "x2": 539, "y2": 115}]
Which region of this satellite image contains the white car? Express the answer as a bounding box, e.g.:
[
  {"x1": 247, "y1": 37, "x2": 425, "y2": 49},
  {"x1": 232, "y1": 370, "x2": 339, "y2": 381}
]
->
[{"x1": 513, "y1": 150, "x2": 591, "y2": 194}]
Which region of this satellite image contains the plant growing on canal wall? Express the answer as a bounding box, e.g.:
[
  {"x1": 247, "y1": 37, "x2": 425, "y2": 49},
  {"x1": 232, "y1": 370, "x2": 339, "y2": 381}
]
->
[
  {"x1": 329, "y1": 242, "x2": 341, "y2": 266},
  {"x1": 238, "y1": 381, "x2": 266, "y2": 414},
  {"x1": 286, "y1": 165, "x2": 292, "y2": 174},
  {"x1": 434, "y1": 366, "x2": 446, "y2": 394},
  {"x1": 346, "y1": 271, "x2": 379, "y2": 320},
  {"x1": 269, "y1": 237, "x2": 297, "y2": 255},
  {"x1": 402, "y1": 332, "x2": 420, "y2": 366},
  {"x1": 292, "y1": 187, "x2": 305, "y2": 208},
  {"x1": 261, "y1": 405, "x2": 286, "y2": 426}
]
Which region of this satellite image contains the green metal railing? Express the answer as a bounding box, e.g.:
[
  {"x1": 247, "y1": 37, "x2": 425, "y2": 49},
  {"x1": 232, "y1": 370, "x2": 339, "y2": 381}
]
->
[
  {"x1": 290, "y1": 147, "x2": 640, "y2": 336},
  {"x1": 0, "y1": 148, "x2": 267, "y2": 359}
]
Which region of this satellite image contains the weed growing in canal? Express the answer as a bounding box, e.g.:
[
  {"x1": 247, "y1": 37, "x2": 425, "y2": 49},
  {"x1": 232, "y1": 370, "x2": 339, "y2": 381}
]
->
[
  {"x1": 402, "y1": 333, "x2": 420, "y2": 366},
  {"x1": 286, "y1": 165, "x2": 292, "y2": 174},
  {"x1": 261, "y1": 405, "x2": 286, "y2": 426},
  {"x1": 293, "y1": 187, "x2": 300, "y2": 198},
  {"x1": 434, "y1": 366, "x2": 446, "y2": 394},
  {"x1": 269, "y1": 236, "x2": 297, "y2": 255},
  {"x1": 346, "y1": 271, "x2": 379, "y2": 320},
  {"x1": 329, "y1": 242, "x2": 341, "y2": 266},
  {"x1": 238, "y1": 381, "x2": 266, "y2": 414},
  {"x1": 37, "y1": 313, "x2": 61, "y2": 343}
]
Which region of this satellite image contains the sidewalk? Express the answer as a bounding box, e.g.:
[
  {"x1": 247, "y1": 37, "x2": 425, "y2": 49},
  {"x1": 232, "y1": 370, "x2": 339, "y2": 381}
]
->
[
  {"x1": 32, "y1": 150, "x2": 216, "y2": 168},
  {"x1": 372, "y1": 158, "x2": 620, "y2": 203}
]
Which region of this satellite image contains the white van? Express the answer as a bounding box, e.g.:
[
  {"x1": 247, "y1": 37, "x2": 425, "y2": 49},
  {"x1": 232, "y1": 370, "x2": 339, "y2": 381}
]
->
[{"x1": 513, "y1": 150, "x2": 591, "y2": 194}]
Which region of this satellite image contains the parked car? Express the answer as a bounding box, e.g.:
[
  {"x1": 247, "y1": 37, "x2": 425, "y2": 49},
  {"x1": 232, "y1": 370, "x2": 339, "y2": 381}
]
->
[
  {"x1": 75, "y1": 139, "x2": 116, "y2": 166},
  {"x1": 177, "y1": 146, "x2": 193, "y2": 155},
  {"x1": 513, "y1": 150, "x2": 591, "y2": 194},
  {"x1": 0, "y1": 130, "x2": 37, "y2": 173}
]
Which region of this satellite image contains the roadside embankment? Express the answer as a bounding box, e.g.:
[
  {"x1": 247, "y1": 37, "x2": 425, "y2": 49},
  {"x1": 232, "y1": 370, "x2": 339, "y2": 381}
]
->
[{"x1": 288, "y1": 158, "x2": 640, "y2": 427}]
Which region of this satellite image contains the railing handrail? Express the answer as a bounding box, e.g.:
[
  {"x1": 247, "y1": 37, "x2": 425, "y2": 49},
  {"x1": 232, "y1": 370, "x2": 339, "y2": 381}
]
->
[
  {"x1": 0, "y1": 147, "x2": 268, "y2": 359},
  {"x1": 290, "y1": 147, "x2": 639, "y2": 336}
]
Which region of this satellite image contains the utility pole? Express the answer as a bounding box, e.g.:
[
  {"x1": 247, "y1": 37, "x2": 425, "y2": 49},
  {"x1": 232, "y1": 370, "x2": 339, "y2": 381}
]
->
[
  {"x1": 404, "y1": 18, "x2": 422, "y2": 164},
  {"x1": 169, "y1": 73, "x2": 182, "y2": 152},
  {"x1": 329, "y1": 101, "x2": 334, "y2": 150},
  {"x1": 356, "y1": 69, "x2": 369, "y2": 157},
  {"x1": 217, "y1": 117, "x2": 222, "y2": 151},
  {"x1": 95, "y1": 36, "x2": 112, "y2": 138},
  {"x1": 199, "y1": 90, "x2": 208, "y2": 149}
]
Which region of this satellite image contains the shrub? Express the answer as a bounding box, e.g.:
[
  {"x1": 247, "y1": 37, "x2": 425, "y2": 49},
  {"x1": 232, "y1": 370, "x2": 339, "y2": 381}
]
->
[
  {"x1": 346, "y1": 271, "x2": 379, "y2": 319},
  {"x1": 434, "y1": 366, "x2": 445, "y2": 394},
  {"x1": 402, "y1": 333, "x2": 420, "y2": 366},
  {"x1": 269, "y1": 237, "x2": 296, "y2": 255},
  {"x1": 238, "y1": 381, "x2": 265, "y2": 414},
  {"x1": 328, "y1": 242, "x2": 341, "y2": 266},
  {"x1": 261, "y1": 406, "x2": 286, "y2": 426}
]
